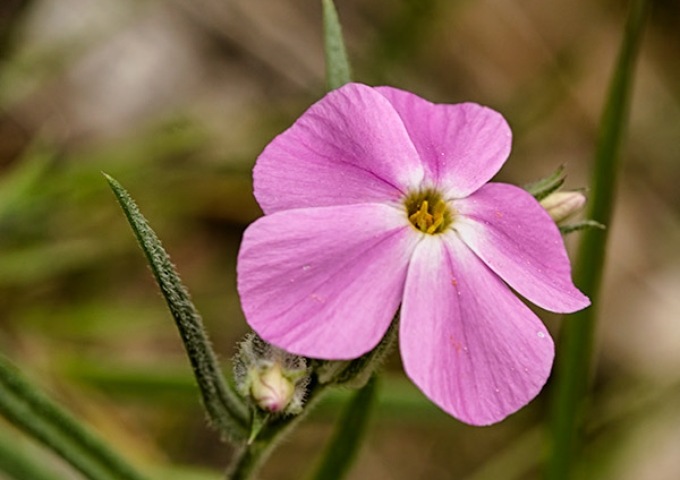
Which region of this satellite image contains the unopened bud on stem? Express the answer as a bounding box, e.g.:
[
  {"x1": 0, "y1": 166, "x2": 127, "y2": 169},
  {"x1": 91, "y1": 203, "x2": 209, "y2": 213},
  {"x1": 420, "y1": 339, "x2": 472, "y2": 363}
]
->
[
  {"x1": 249, "y1": 363, "x2": 295, "y2": 413},
  {"x1": 540, "y1": 191, "x2": 586, "y2": 224},
  {"x1": 234, "y1": 334, "x2": 309, "y2": 415}
]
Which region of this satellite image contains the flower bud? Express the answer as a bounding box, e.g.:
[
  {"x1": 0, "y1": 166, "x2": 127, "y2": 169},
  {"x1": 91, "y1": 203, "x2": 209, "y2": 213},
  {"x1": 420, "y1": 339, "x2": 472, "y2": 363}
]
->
[
  {"x1": 234, "y1": 334, "x2": 309, "y2": 415},
  {"x1": 540, "y1": 191, "x2": 586, "y2": 224},
  {"x1": 248, "y1": 363, "x2": 295, "y2": 413}
]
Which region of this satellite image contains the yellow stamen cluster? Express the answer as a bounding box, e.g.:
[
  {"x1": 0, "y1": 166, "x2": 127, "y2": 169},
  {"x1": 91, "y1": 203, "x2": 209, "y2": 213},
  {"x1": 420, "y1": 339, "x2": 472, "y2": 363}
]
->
[
  {"x1": 404, "y1": 191, "x2": 452, "y2": 235},
  {"x1": 409, "y1": 200, "x2": 445, "y2": 234}
]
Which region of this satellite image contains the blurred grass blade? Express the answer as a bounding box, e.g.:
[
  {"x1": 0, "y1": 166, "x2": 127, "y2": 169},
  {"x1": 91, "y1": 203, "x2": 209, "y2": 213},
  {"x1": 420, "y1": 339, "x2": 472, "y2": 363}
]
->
[
  {"x1": 0, "y1": 140, "x2": 55, "y2": 220},
  {"x1": 323, "y1": 0, "x2": 352, "y2": 90},
  {"x1": 0, "y1": 427, "x2": 70, "y2": 480},
  {"x1": 308, "y1": 376, "x2": 378, "y2": 480},
  {"x1": 104, "y1": 173, "x2": 249, "y2": 441},
  {"x1": 0, "y1": 356, "x2": 148, "y2": 480},
  {"x1": 545, "y1": 1, "x2": 650, "y2": 479},
  {"x1": 463, "y1": 427, "x2": 542, "y2": 480}
]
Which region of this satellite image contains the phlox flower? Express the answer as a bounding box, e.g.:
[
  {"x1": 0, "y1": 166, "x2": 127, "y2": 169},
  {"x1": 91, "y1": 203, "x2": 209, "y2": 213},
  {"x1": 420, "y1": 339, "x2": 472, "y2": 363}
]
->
[{"x1": 237, "y1": 83, "x2": 590, "y2": 425}]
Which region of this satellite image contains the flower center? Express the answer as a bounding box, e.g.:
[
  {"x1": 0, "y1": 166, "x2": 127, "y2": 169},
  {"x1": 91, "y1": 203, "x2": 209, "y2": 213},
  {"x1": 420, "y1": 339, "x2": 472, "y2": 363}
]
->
[{"x1": 404, "y1": 190, "x2": 453, "y2": 234}]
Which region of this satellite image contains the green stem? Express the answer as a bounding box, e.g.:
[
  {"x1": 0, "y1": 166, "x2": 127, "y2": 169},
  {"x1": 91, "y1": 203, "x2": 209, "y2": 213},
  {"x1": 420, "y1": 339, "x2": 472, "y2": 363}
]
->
[
  {"x1": 226, "y1": 382, "x2": 329, "y2": 480},
  {"x1": 226, "y1": 443, "x2": 267, "y2": 480},
  {"x1": 227, "y1": 375, "x2": 379, "y2": 480},
  {"x1": 104, "y1": 174, "x2": 249, "y2": 442},
  {"x1": 308, "y1": 376, "x2": 378, "y2": 480},
  {"x1": 229, "y1": 4, "x2": 360, "y2": 477},
  {"x1": 0, "y1": 356, "x2": 148, "y2": 480},
  {"x1": 544, "y1": 1, "x2": 650, "y2": 479}
]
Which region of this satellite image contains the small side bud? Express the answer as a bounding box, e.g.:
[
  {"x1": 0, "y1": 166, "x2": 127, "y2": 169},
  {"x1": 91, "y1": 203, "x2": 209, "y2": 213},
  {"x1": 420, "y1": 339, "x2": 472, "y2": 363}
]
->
[
  {"x1": 234, "y1": 334, "x2": 309, "y2": 416},
  {"x1": 540, "y1": 191, "x2": 586, "y2": 224},
  {"x1": 249, "y1": 363, "x2": 295, "y2": 413}
]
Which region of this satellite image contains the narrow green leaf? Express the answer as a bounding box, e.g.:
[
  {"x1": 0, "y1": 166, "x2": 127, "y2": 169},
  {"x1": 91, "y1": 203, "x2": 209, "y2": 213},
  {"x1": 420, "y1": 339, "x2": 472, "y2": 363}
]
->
[
  {"x1": 322, "y1": 0, "x2": 352, "y2": 90},
  {"x1": 308, "y1": 376, "x2": 378, "y2": 480},
  {"x1": 103, "y1": 173, "x2": 249, "y2": 441},
  {"x1": 545, "y1": 1, "x2": 650, "y2": 479},
  {"x1": 0, "y1": 356, "x2": 148, "y2": 480}
]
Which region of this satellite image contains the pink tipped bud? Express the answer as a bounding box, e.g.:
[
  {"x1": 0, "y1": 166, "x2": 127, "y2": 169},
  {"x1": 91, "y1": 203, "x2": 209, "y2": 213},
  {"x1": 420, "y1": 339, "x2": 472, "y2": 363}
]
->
[
  {"x1": 540, "y1": 191, "x2": 586, "y2": 224},
  {"x1": 249, "y1": 363, "x2": 295, "y2": 413},
  {"x1": 234, "y1": 334, "x2": 309, "y2": 415}
]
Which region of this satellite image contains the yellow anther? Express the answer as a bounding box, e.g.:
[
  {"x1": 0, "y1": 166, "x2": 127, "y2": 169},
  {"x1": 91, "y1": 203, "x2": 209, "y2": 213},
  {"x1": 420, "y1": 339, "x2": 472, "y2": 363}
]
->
[
  {"x1": 404, "y1": 191, "x2": 452, "y2": 235},
  {"x1": 409, "y1": 200, "x2": 433, "y2": 231},
  {"x1": 426, "y1": 215, "x2": 444, "y2": 234}
]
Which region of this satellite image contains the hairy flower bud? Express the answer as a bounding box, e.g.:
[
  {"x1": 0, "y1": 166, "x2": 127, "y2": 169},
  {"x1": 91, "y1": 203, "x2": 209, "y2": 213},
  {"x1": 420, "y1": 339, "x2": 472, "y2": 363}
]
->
[
  {"x1": 540, "y1": 191, "x2": 586, "y2": 224},
  {"x1": 234, "y1": 334, "x2": 309, "y2": 415},
  {"x1": 249, "y1": 363, "x2": 295, "y2": 413}
]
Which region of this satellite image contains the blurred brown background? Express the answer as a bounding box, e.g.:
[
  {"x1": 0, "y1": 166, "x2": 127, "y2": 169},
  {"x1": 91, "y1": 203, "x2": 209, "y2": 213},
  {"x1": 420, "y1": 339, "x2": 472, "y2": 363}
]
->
[{"x1": 0, "y1": 0, "x2": 679, "y2": 479}]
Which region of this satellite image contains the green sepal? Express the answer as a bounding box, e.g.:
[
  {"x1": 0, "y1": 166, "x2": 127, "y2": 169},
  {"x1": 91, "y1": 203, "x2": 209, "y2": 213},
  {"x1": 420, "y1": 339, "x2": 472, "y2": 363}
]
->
[
  {"x1": 559, "y1": 220, "x2": 606, "y2": 235},
  {"x1": 524, "y1": 164, "x2": 565, "y2": 201},
  {"x1": 315, "y1": 315, "x2": 398, "y2": 388}
]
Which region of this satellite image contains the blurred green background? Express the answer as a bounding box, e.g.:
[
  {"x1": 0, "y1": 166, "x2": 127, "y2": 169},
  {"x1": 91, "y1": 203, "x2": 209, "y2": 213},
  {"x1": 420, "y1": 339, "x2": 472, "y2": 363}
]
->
[{"x1": 0, "y1": 0, "x2": 679, "y2": 479}]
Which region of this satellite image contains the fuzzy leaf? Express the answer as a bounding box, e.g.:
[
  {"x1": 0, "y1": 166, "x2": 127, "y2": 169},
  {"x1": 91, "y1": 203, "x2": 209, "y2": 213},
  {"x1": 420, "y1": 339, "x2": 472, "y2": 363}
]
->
[{"x1": 104, "y1": 173, "x2": 248, "y2": 442}]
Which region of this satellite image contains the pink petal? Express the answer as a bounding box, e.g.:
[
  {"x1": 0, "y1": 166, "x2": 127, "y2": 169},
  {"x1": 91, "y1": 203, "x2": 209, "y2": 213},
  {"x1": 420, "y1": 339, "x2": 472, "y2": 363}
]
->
[
  {"x1": 237, "y1": 203, "x2": 420, "y2": 359},
  {"x1": 454, "y1": 183, "x2": 590, "y2": 313},
  {"x1": 375, "y1": 86, "x2": 511, "y2": 198},
  {"x1": 254, "y1": 83, "x2": 424, "y2": 214},
  {"x1": 400, "y1": 234, "x2": 554, "y2": 425}
]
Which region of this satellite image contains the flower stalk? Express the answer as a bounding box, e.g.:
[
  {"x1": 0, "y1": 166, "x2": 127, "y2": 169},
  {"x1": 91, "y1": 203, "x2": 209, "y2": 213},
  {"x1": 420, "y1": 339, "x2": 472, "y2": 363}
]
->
[
  {"x1": 308, "y1": 376, "x2": 379, "y2": 480},
  {"x1": 545, "y1": 0, "x2": 650, "y2": 478},
  {"x1": 226, "y1": 377, "x2": 329, "y2": 480}
]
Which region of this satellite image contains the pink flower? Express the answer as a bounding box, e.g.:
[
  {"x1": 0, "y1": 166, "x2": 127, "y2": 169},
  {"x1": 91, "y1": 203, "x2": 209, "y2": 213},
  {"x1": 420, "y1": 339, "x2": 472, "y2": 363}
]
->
[{"x1": 237, "y1": 83, "x2": 589, "y2": 425}]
